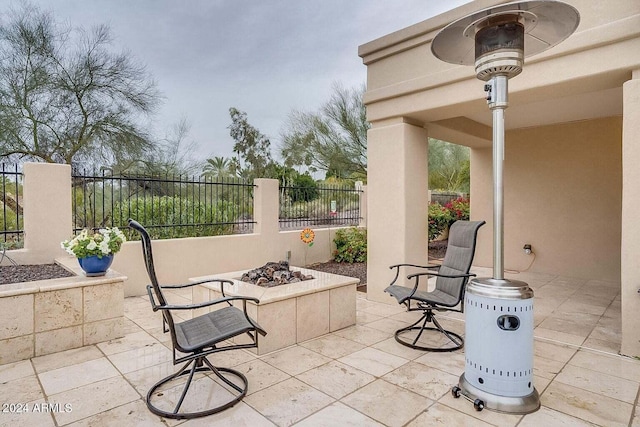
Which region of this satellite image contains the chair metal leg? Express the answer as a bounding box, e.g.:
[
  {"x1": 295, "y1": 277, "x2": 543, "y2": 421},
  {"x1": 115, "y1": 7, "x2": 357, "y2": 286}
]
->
[
  {"x1": 394, "y1": 310, "x2": 464, "y2": 352},
  {"x1": 411, "y1": 313, "x2": 431, "y2": 347},
  {"x1": 146, "y1": 356, "x2": 249, "y2": 420},
  {"x1": 202, "y1": 357, "x2": 244, "y2": 393},
  {"x1": 432, "y1": 315, "x2": 463, "y2": 349}
]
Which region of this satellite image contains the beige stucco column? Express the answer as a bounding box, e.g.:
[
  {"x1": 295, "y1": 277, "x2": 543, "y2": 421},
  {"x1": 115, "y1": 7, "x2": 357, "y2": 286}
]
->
[
  {"x1": 22, "y1": 162, "x2": 72, "y2": 264},
  {"x1": 621, "y1": 70, "x2": 640, "y2": 357},
  {"x1": 366, "y1": 118, "x2": 428, "y2": 303}
]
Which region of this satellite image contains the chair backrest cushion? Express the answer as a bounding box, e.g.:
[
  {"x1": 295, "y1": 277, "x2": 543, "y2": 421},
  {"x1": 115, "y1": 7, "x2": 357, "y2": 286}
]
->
[{"x1": 436, "y1": 220, "x2": 485, "y2": 299}]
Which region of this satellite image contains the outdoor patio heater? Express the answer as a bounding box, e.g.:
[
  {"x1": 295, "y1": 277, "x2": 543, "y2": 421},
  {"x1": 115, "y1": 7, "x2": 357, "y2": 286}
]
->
[{"x1": 431, "y1": 1, "x2": 579, "y2": 414}]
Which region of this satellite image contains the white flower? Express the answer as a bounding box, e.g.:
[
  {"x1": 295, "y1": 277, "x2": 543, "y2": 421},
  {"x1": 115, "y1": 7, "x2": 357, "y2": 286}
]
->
[
  {"x1": 61, "y1": 227, "x2": 124, "y2": 258},
  {"x1": 99, "y1": 240, "x2": 110, "y2": 255},
  {"x1": 114, "y1": 228, "x2": 126, "y2": 242}
]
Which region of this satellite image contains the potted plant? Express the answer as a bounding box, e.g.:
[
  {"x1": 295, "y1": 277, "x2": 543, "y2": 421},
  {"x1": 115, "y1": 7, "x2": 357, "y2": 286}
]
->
[{"x1": 61, "y1": 227, "x2": 126, "y2": 276}]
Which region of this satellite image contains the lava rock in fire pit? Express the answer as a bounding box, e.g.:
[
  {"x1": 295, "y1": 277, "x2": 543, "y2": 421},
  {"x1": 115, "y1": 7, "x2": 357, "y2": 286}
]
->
[{"x1": 241, "y1": 261, "x2": 314, "y2": 288}]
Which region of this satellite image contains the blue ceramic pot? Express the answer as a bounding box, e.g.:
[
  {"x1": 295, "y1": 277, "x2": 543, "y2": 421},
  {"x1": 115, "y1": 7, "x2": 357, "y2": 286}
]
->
[{"x1": 78, "y1": 255, "x2": 114, "y2": 277}]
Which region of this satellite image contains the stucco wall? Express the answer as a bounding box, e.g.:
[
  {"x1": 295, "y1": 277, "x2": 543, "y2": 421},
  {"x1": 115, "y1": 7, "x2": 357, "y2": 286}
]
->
[
  {"x1": 6, "y1": 166, "x2": 363, "y2": 297},
  {"x1": 114, "y1": 227, "x2": 343, "y2": 297},
  {"x1": 471, "y1": 117, "x2": 622, "y2": 280}
]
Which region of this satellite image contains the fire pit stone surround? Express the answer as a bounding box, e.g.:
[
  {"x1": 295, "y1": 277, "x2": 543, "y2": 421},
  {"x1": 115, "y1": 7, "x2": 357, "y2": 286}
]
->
[{"x1": 190, "y1": 267, "x2": 358, "y2": 355}]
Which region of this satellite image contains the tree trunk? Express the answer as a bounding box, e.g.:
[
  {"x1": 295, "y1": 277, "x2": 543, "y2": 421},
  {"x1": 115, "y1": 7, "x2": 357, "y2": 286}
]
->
[{"x1": 0, "y1": 191, "x2": 23, "y2": 216}]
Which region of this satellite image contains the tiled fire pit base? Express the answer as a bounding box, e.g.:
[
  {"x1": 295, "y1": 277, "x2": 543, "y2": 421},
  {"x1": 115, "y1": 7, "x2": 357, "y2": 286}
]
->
[{"x1": 190, "y1": 267, "x2": 358, "y2": 355}]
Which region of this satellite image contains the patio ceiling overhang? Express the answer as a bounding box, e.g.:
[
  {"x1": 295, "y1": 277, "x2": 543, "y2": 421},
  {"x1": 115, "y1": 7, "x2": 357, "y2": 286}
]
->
[{"x1": 359, "y1": 0, "x2": 639, "y2": 148}]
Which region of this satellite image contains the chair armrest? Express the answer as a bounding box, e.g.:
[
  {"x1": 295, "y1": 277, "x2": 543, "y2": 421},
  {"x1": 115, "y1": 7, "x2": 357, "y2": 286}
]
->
[
  {"x1": 389, "y1": 263, "x2": 441, "y2": 270},
  {"x1": 157, "y1": 296, "x2": 260, "y2": 311},
  {"x1": 160, "y1": 278, "x2": 234, "y2": 297},
  {"x1": 147, "y1": 284, "x2": 259, "y2": 312},
  {"x1": 388, "y1": 263, "x2": 441, "y2": 287},
  {"x1": 407, "y1": 271, "x2": 476, "y2": 280},
  {"x1": 160, "y1": 278, "x2": 234, "y2": 289}
]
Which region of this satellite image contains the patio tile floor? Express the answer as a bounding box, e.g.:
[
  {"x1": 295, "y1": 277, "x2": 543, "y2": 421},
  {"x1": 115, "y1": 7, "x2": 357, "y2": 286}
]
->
[{"x1": 0, "y1": 269, "x2": 637, "y2": 426}]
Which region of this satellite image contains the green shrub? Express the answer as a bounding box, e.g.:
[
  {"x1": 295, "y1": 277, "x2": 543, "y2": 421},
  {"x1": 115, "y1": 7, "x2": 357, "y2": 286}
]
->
[
  {"x1": 279, "y1": 201, "x2": 309, "y2": 219},
  {"x1": 445, "y1": 197, "x2": 470, "y2": 222},
  {"x1": 112, "y1": 196, "x2": 239, "y2": 239},
  {"x1": 333, "y1": 227, "x2": 367, "y2": 263},
  {"x1": 428, "y1": 202, "x2": 452, "y2": 241},
  {"x1": 289, "y1": 174, "x2": 319, "y2": 203},
  {"x1": 428, "y1": 197, "x2": 470, "y2": 241}
]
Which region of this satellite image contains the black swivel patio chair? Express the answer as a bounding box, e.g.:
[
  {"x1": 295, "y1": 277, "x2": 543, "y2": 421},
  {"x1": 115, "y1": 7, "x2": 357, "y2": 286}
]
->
[
  {"x1": 385, "y1": 220, "x2": 485, "y2": 352},
  {"x1": 128, "y1": 219, "x2": 267, "y2": 420}
]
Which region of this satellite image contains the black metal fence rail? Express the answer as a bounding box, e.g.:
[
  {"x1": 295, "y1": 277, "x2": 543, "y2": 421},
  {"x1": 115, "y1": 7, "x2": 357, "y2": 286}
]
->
[
  {"x1": 279, "y1": 183, "x2": 363, "y2": 230},
  {"x1": 72, "y1": 170, "x2": 256, "y2": 239},
  {"x1": 0, "y1": 164, "x2": 23, "y2": 246}
]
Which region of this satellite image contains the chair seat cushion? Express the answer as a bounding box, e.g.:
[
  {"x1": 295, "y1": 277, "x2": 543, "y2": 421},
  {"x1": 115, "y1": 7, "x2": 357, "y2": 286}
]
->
[
  {"x1": 174, "y1": 306, "x2": 256, "y2": 352},
  {"x1": 385, "y1": 285, "x2": 460, "y2": 307}
]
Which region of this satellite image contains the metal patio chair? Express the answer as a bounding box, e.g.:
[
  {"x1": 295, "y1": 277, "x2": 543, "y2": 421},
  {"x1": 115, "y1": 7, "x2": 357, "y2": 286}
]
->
[
  {"x1": 385, "y1": 220, "x2": 485, "y2": 351},
  {"x1": 128, "y1": 219, "x2": 267, "y2": 420}
]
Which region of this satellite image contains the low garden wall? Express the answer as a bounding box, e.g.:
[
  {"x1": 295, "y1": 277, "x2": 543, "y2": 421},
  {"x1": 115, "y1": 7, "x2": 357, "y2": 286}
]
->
[{"x1": 0, "y1": 257, "x2": 125, "y2": 365}]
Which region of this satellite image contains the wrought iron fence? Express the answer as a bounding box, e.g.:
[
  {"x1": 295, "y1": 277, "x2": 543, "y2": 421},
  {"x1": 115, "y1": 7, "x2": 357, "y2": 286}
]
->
[
  {"x1": 279, "y1": 182, "x2": 363, "y2": 230},
  {"x1": 72, "y1": 169, "x2": 256, "y2": 239},
  {"x1": 0, "y1": 164, "x2": 23, "y2": 246}
]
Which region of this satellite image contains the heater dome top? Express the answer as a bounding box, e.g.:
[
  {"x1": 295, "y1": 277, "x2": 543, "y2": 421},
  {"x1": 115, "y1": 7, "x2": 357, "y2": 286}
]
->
[{"x1": 431, "y1": 0, "x2": 579, "y2": 66}]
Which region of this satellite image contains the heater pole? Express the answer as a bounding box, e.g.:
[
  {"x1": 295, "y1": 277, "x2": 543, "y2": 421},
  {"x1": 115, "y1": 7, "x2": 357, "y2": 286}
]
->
[
  {"x1": 431, "y1": 1, "x2": 579, "y2": 415},
  {"x1": 489, "y1": 75, "x2": 508, "y2": 281}
]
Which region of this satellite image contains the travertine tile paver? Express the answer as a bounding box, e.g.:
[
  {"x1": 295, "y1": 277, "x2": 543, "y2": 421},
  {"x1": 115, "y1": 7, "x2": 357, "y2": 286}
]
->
[
  {"x1": 438, "y1": 392, "x2": 523, "y2": 427},
  {"x1": 96, "y1": 330, "x2": 159, "y2": 355},
  {"x1": 39, "y1": 357, "x2": 120, "y2": 395},
  {"x1": 233, "y1": 359, "x2": 291, "y2": 395},
  {"x1": 568, "y1": 349, "x2": 640, "y2": 379},
  {"x1": 298, "y1": 334, "x2": 366, "y2": 359},
  {"x1": 296, "y1": 361, "x2": 376, "y2": 399},
  {"x1": 533, "y1": 355, "x2": 565, "y2": 379},
  {"x1": 407, "y1": 403, "x2": 494, "y2": 427},
  {"x1": 260, "y1": 345, "x2": 332, "y2": 376},
  {"x1": 65, "y1": 400, "x2": 166, "y2": 427},
  {"x1": 0, "y1": 359, "x2": 34, "y2": 383},
  {"x1": 338, "y1": 347, "x2": 408, "y2": 377},
  {"x1": 541, "y1": 382, "x2": 633, "y2": 427},
  {"x1": 178, "y1": 401, "x2": 276, "y2": 426},
  {"x1": 107, "y1": 344, "x2": 173, "y2": 374},
  {"x1": 3, "y1": 270, "x2": 639, "y2": 427},
  {"x1": 414, "y1": 350, "x2": 466, "y2": 375},
  {"x1": 554, "y1": 364, "x2": 639, "y2": 404},
  {"x1": 1, "y1": 375, "x2": 44, "y2": 403},
  {"x1": 341, "y1": 379, "x2": 430, "y2": 427},
  {"x1": 383, "y1": 361, "x2": 459, "y2": 400},
  {"x1": 517, "y1": 406, "x2": 598, "y2": 427},
  {"x1": 0, "y1": 399, "x2": 56, "y2": 427},
  {"x1": 332, "y1": 324, "x2": 390, "y2": 346},
  {"x1": 294, "y1": 401, "x2": 384, "y2": 426},
  {"x1": 244, "y1": 377, "x2": 334, "y2": 427},
  {"x1": 371, "y1": 337, "x2": 427, "y2": 360},
  {"x1": 48, "y1": 376, "x2": 139, "y2": 425}
]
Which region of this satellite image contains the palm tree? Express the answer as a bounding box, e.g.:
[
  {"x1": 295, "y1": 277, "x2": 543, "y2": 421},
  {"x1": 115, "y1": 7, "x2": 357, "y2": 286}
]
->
[{"x1": 202, "y1": 157, "x2": 234, "y2": 181}]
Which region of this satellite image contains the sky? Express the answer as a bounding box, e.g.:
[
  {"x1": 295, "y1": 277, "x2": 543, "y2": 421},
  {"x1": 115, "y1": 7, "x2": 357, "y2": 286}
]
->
[{"x1": 0, "y1": 0, "x2": 472, "y2": 163}]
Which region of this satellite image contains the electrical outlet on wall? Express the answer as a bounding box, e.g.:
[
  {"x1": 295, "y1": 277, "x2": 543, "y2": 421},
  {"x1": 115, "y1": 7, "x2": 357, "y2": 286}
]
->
[{"x1": 523, "y1": 244, "x2": 532, "y2": 255}]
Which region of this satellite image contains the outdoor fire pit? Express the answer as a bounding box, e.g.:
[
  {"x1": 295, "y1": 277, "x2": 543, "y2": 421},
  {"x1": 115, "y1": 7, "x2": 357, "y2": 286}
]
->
[
  {"x1": 240, "y1": 261, "x2": 313, "y2": 287},
  {"x1": 190, "y1": 266, "x2": 358, "y2": 354}
]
